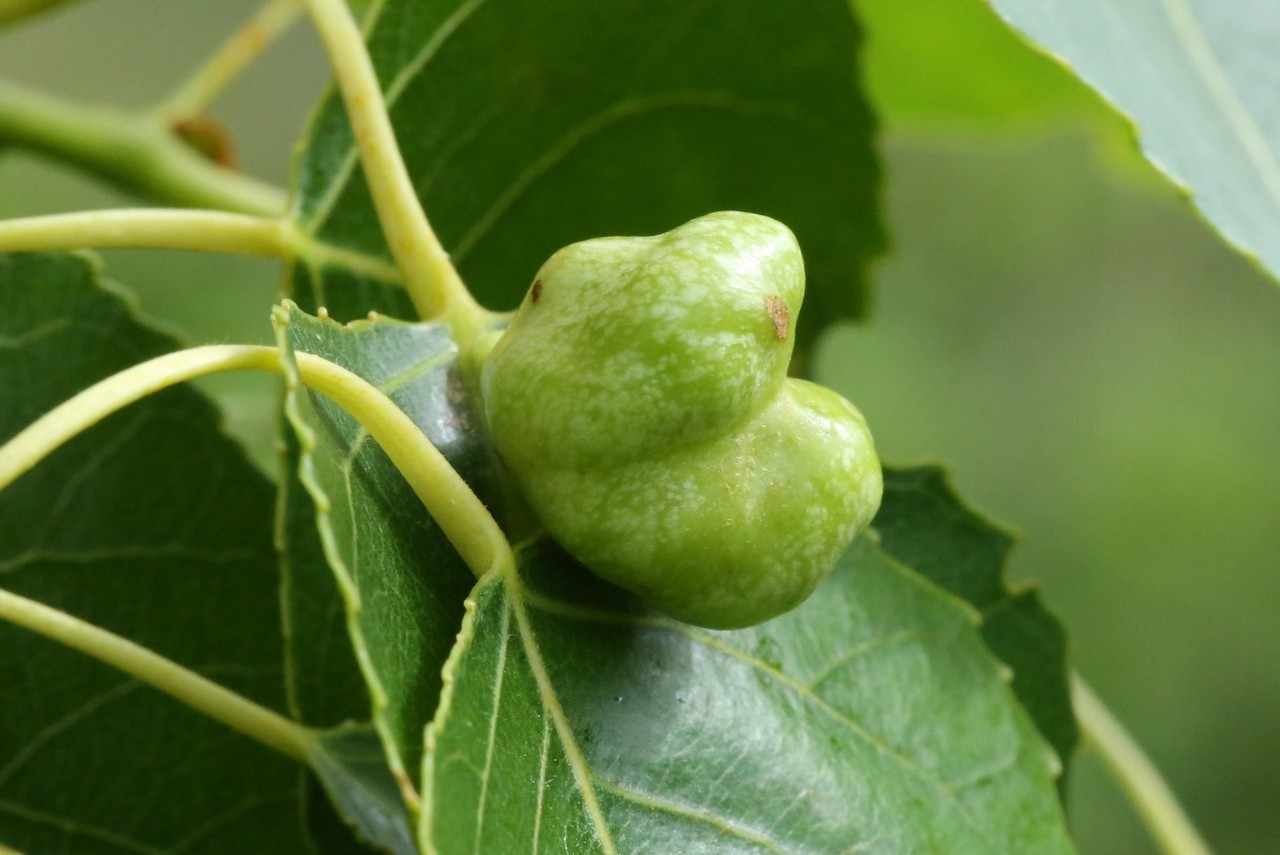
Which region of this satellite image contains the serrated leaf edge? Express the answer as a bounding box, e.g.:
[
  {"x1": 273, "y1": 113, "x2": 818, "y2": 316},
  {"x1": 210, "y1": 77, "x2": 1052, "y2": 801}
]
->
[
  {"x1": 875, "y1": 464, "x2": 1076, "y2": 780},
  {"x1": 419, "y1": 571, "x2": 496, "y2": 853},
  {"x1": 273, "y1": 304, "x2": 421, "y2": 815}
]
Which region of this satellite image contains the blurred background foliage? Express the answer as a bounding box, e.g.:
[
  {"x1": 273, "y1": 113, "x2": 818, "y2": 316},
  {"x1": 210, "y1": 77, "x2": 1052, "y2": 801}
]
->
[{"x1": 0, "y1": 0, "x2": 1276, "y2": 853}]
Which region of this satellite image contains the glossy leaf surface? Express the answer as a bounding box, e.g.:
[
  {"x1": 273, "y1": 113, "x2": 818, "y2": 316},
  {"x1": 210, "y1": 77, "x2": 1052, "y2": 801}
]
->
[
  {"x1": 420, "y1": 539, "x2": 1075, "y2": 853},
  {"x1": 290, "y1": 0, "x2": 882, "y2": 341}
]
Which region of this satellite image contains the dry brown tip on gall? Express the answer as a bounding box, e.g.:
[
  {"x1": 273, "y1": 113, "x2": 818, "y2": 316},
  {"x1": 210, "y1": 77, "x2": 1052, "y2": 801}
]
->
[
  {"x1": 764, "y1": 295, "x2": 790, "y2": 340},
  {"x1": 531, "y1": 279, "x2": 543, "y2": 303}
]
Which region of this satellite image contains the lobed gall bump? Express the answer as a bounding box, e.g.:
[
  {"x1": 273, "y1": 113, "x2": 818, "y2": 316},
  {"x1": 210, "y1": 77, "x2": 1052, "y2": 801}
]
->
[{"x1": 481, "y1": 212, "x2": 882, "y2": 628}]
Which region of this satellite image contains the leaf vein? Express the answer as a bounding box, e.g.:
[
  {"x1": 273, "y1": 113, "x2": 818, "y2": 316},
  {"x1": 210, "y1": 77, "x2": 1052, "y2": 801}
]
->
[
  {"x1": 471, "y1": 600, "x2": 510, "y2": 852},
  {"x1": 505, "y1": 571, "x2": 616, "y2": 854},
  {"x1": 589, "y1": 775, "x2": 789, "y2": 854},
  {"x1": 168, "y1": 793, "x2": 298, "y2": 853},
  {"x1": 805, "y1": 631, "x2": 925, "y2": 691},
  {"x1": 304, "y1": 0, "x2": 493, "y2": 233},
  {"x1": 0, "y1": 544, "x2": 261, "y2": 576},
  {"x1": 1154, "y1": 0, "x2": 1280, "y2": 212},
  {"x1": 530, "y1": 715, "x2": 551, "y2": 854},
  {"x1": 0, "y1": 798, "x2": 165, "y2": 855},
  {"x1": 0, "y1": 679, "x2": 141, "y2": 788},
  {"x1": 450, "y1": 91, "x2": 814, "y2": 264},
  {"x1": 517, "y1": 588, "x2": 993, "y2": 841}
]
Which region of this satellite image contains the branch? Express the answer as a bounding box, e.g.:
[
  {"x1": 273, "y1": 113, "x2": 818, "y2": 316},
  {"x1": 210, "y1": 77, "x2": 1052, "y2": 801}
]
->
[
  {"x1": 0, "y1": 209, "x2": 289, "y2": 256},
  {"x1": 0, "y1": 79, "x2": 285, "y2": 216}
]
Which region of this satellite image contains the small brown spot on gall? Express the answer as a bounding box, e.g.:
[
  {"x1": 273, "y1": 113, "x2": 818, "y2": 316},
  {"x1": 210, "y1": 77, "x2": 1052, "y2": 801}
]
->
[
  {"x1": 764, "y1": 295, "x2": 790, "y2": 340},
  {"x1": 530, "y1": 279, "x2": 543, "y2": 304}
]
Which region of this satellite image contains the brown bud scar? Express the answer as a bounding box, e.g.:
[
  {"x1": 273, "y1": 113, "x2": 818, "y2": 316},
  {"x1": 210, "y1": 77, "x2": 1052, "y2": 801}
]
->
[
  {"x1": 172, "y1": 115, "x2": 238, "y2": 168},
  {"x1": 764, "y1": 295, "x2": 790, "y2": 340},
  {"x1": 531, "y1": 279, "x2": 543, "y2": 303}
]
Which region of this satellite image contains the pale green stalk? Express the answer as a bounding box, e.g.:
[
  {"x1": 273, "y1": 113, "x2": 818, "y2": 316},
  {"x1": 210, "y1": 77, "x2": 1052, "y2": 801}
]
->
[
  {"x1": 0, "y1": 209, "x2": 290, "y2": 256},
  {"x1": 300, "y1": 0, "x2": 487, "y2": 339},
  {"x1": 0, "y1": 586, "x2": 316, "y2": 762},
  {"x1": 0, "y1": 208, "x2": 402, "y2": 283},
  {"x1": 0, "y1": 79, "x2": 285, "y2": 215},
  {"x1": 154, "y1": 0, "x2": 304, "y2": 121},
  {"x1": 0, "y1": 344, "x2": 507, "y2": 578},
  {"x1": 1073, "y1": 673, "x2": 1214, "y2": 855}
]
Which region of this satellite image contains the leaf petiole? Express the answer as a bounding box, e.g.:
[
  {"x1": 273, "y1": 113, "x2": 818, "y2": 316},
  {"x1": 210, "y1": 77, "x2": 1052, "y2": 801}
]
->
[
  {"x1": 299, "y1": 0, "x2": 489, "y2": 342},
  {"x1": 1073, "y1": 673, "x2": 1214, "y2": 855},
  {"x1": 0, "y1": 343, "x2": 509, "y2": 579},
  {"x1": 0, "y1": 208, "x2": 401, "y2": 284},
  {"x1": 0, "y1": 586, "x2": 317, "y2": 762},
  {"x1": 152, "y1": 0, "x2": 304, "y2": 122},
  {"x1": 0, "y1": 339, "x2": 514, "y2": 770}
]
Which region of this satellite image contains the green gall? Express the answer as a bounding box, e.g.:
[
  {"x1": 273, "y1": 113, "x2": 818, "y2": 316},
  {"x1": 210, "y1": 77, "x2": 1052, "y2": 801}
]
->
[{"x1": 481, "y1": 212, "x2": 882, "y2": 628}]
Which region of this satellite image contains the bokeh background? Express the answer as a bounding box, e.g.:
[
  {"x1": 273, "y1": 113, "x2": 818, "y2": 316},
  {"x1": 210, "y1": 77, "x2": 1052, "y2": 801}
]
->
[{"x1": 1, "y1": 1, "x2": 1276, "y2": 852}]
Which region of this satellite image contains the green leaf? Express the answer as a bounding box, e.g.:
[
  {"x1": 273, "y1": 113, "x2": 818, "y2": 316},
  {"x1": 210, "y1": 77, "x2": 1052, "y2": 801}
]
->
[
  {"x1": 275, "y1": 302, "x2": 494, "y2": 801},
  {"x1": 279, "y1": 426, "x2": 369, "y2": 732},
  {"x1": 421, "y1": 539, "x2": 1075, "y2": 854},
  {"x1": 986, "y1": 0, "x2": 1280, "y2": 284},
  {"x1": 0, "y1": 253, "x2": 310, "y2": 852},
  {"x1": 290, "y1": 0, "x2": 882, "y2": 340},
  {"x1": 279, "y1": 431, "x2": 395, "y2": 852},
  {"x1": 875, "y1": 466, "x2": 1077, "y2": 785}
]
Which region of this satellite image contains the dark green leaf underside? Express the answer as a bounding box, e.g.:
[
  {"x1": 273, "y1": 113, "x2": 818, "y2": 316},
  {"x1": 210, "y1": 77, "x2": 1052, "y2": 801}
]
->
[
  {"x1": 291, "y1": 0, "x2": 882, "y2": 341},
  {"x1": 0, "y1": 253, "x2": 310, "y2": 852}
]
